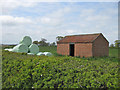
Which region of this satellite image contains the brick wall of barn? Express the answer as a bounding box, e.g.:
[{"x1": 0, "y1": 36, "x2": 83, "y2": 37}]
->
[
  {"x1": 57, "y1": 43, "x2": 69, "y2": 55},
  {"x1": 75, "y1": 43, "x2": 93, "y2": 57},
  {"x1": 93, "y1": 35, "x2": 109, "y2": 57}
]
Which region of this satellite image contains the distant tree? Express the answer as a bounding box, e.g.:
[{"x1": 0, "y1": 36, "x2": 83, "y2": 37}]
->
[
  {"x1": 56, "y1": 36, "x2": 64, "y2": 41},
  {"x1": 39, "y1": 38, "x2": 48, "y2": 46},
  {"x1": 46, "y1": 42, "x2": 50, "y2": 46},
  {"x1": 41, "y1": 38, "x2": 47, "y2": 42},
  {"x1": 115, "y1": 40, "x2": 120, "y2": 48},
  {"x1": 50, "y1": 42, "x2": 56, "y2": 46},
  {"x1": 33, "y1": 41, "x2": 39, "y2": 45},
  {"x1": 110, "y1": 44, "x2": 114, "y2": 48}
]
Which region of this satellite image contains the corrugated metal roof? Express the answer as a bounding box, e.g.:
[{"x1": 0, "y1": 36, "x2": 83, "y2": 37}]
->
[{"x1": 57, "y1": 33, "x2": 102, "y2": 43}]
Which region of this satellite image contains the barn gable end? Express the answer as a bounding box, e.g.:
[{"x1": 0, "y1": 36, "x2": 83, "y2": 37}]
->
[{"x1": 92, "y1": 34, "x2": 109, "y2": 57}]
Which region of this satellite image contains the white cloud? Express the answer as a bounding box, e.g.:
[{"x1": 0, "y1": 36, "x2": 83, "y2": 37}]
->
[
  {"x1": 0, "y1": 0, "x2": 119, "y2": 10},
  {"x1": 65, "y1": 29, "x2": 82, "y2": 35},
  {"x1": 0, "y1": 15, "x2": 33, "y2": 26},
  {"x1": 66, "y1": 30, "x2": 75, "y2": 34},
  {"x1": 1, "y1": 2, "x2": 118, "y2": 45},
  {"x1": 36, "y1": 7, "x2": 71, "y2": 26},
  {"x1": 49, "y1": 7, "x2": 71, "y2": 18},
  {"x1": 40, "y1": 17, "x2": 62, "y2": 26},
  {"x1": 41, "y1": 17, "x2": 51, "y2": 23},
  {"x1": 1, "y1": 0, "x2": 38, "y2": 8},
  {"x1": 86, "y1": 15, "x2": 110, "y2": 21},
  {"x1": 80, "y1": 9, "x2": 95, "y2": 17},
  {"x1": 1, "y1": 0, "x2": 39, "y2": 14}
]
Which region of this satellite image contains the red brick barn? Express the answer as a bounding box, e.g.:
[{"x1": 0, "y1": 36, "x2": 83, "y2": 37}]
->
[{"x1": 57, "y1": 33, "x2": 109, "y2": 57}]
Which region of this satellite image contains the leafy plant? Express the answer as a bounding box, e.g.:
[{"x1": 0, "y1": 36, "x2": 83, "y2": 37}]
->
[{"x1": 2, "y1": 47, "x2": 120, "y2": 88}]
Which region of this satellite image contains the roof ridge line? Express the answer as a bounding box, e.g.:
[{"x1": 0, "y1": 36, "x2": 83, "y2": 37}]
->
[{"x1": 66, "y1": 33, "x2": 102, "y2": 37}]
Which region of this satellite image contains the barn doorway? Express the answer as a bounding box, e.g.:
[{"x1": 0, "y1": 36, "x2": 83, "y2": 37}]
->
[{"x1": 69, "y1": 44, "x2": 74, "y2": 56}]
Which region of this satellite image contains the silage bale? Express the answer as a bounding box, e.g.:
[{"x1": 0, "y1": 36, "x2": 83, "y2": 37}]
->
[
  {"x1": 19, "y1": 36, "x2": 32, "y2": 46},
  {"x1": 27, "y1": 53, "x2": 34, "y2": 55},
  {"x1": 29, "y1": 44, "x2": 39, "y2": 54},
  {"x1": 4, "y1": 48, "x2": 13, "y2": 52},
  {"x1": 37, "y1": 52, "x2": 45, "y2": 56},
  {"x1": 43, "y1": 52, "x2": 53, "y2": 56},
  {"x1": 12, "y1": 44, "x2": 28, "y2": 53}
]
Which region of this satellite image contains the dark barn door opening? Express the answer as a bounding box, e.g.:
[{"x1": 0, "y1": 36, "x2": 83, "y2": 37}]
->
[{"x1": 70, "y1": 44, "x2": 74, "y2": 56}]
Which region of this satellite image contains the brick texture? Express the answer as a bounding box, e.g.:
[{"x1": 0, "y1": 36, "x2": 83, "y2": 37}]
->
[
  {"x1": 57, "y1": 43, "x2": 69, "y2": 55},
  {"x1": 75, "y1": 43, "x2": 93, "y2": 57},
  {"x1": 93, "y1": 34, "x2": 109, "y2": 57}
]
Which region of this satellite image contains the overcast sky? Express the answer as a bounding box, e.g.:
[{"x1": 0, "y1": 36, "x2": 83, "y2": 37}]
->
[{"x1": 0, "y1": 0, "x2": 118, "y2": 45}]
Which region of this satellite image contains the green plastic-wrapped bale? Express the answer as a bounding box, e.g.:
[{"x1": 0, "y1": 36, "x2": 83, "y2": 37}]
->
[
  {"x1": 27, "y1": 53, "x2": 34, "y2": 55},
  {"x1": 29, "y1": 44, "x2": 39, "y2": 54},
  {"x1": 4, "y1": 48, "x2": 13, "y2": 52},
  {"x1": 19, "y1": 36, "x2": 32, "y2": 46},
  {"x1": 12, "y1": 44, "x2": 28, "y2": 53},
  {"x1": 37, "y1": 52, "x2": 45, "y2": 56},
  {"x1": 43, "y1": 52, "x2": 53, "y2": 56}
]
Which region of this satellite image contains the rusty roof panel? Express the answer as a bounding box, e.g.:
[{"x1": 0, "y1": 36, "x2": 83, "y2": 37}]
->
[{"x1": 58, "y1": 33, "x2": 101, "y2": 43}]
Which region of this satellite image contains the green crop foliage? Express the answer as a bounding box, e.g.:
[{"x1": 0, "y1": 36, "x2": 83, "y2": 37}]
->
[{"x1": 1, "y1": 46, "x2": 120, "y2": 88}]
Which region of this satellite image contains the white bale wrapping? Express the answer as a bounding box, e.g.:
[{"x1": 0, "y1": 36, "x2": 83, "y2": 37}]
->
[
  {"x1": 27, "y1": 53, "x2": 34, "y2": 55},
  {"x1": 37, "y1": 52, "x2": 45, "y2": 56},
  {"x1": 29, "y1": 44, "x2": 39, "y2": 54},
  {"x1": 19, "y1": 36, "x2": 32, "y2": 46},
  {"x1": 12, "y1": 44, "x2": 28, "y2": 53},
  {"x1": 4, "y1": 48, "x2": 13, "y2": 51},
  {"x1": 43, "y1": 52, "x2": 52, "y2": 56}
]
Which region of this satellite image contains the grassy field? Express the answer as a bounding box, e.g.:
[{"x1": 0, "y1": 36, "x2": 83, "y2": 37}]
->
[
  {"x1": 39, "y1": 46, "x2": 57, "y2": 55},
  {"x1": 0, "y1": 45, "x2": 2, "y2": 90},
  {"x1": 1, "y1": 45, "x2": 120, "y2": 88},
  {"x1": 0, "y1": 45, "x2": 2, "y2": 55},
  {"x1": 2, "y1": 45, "x2": 119, "y2": 57},
  {"x1": 39, "y1": 46, "x2": 119, "y2": 58},
  {"x1": 109, "y1": 48, "x2": 118, "y2": 58}
]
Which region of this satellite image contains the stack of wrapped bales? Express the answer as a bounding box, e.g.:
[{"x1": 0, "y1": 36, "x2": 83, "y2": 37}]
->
[{"x1": 4, "y1": 36, "x2": 52, "y2": 56}]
